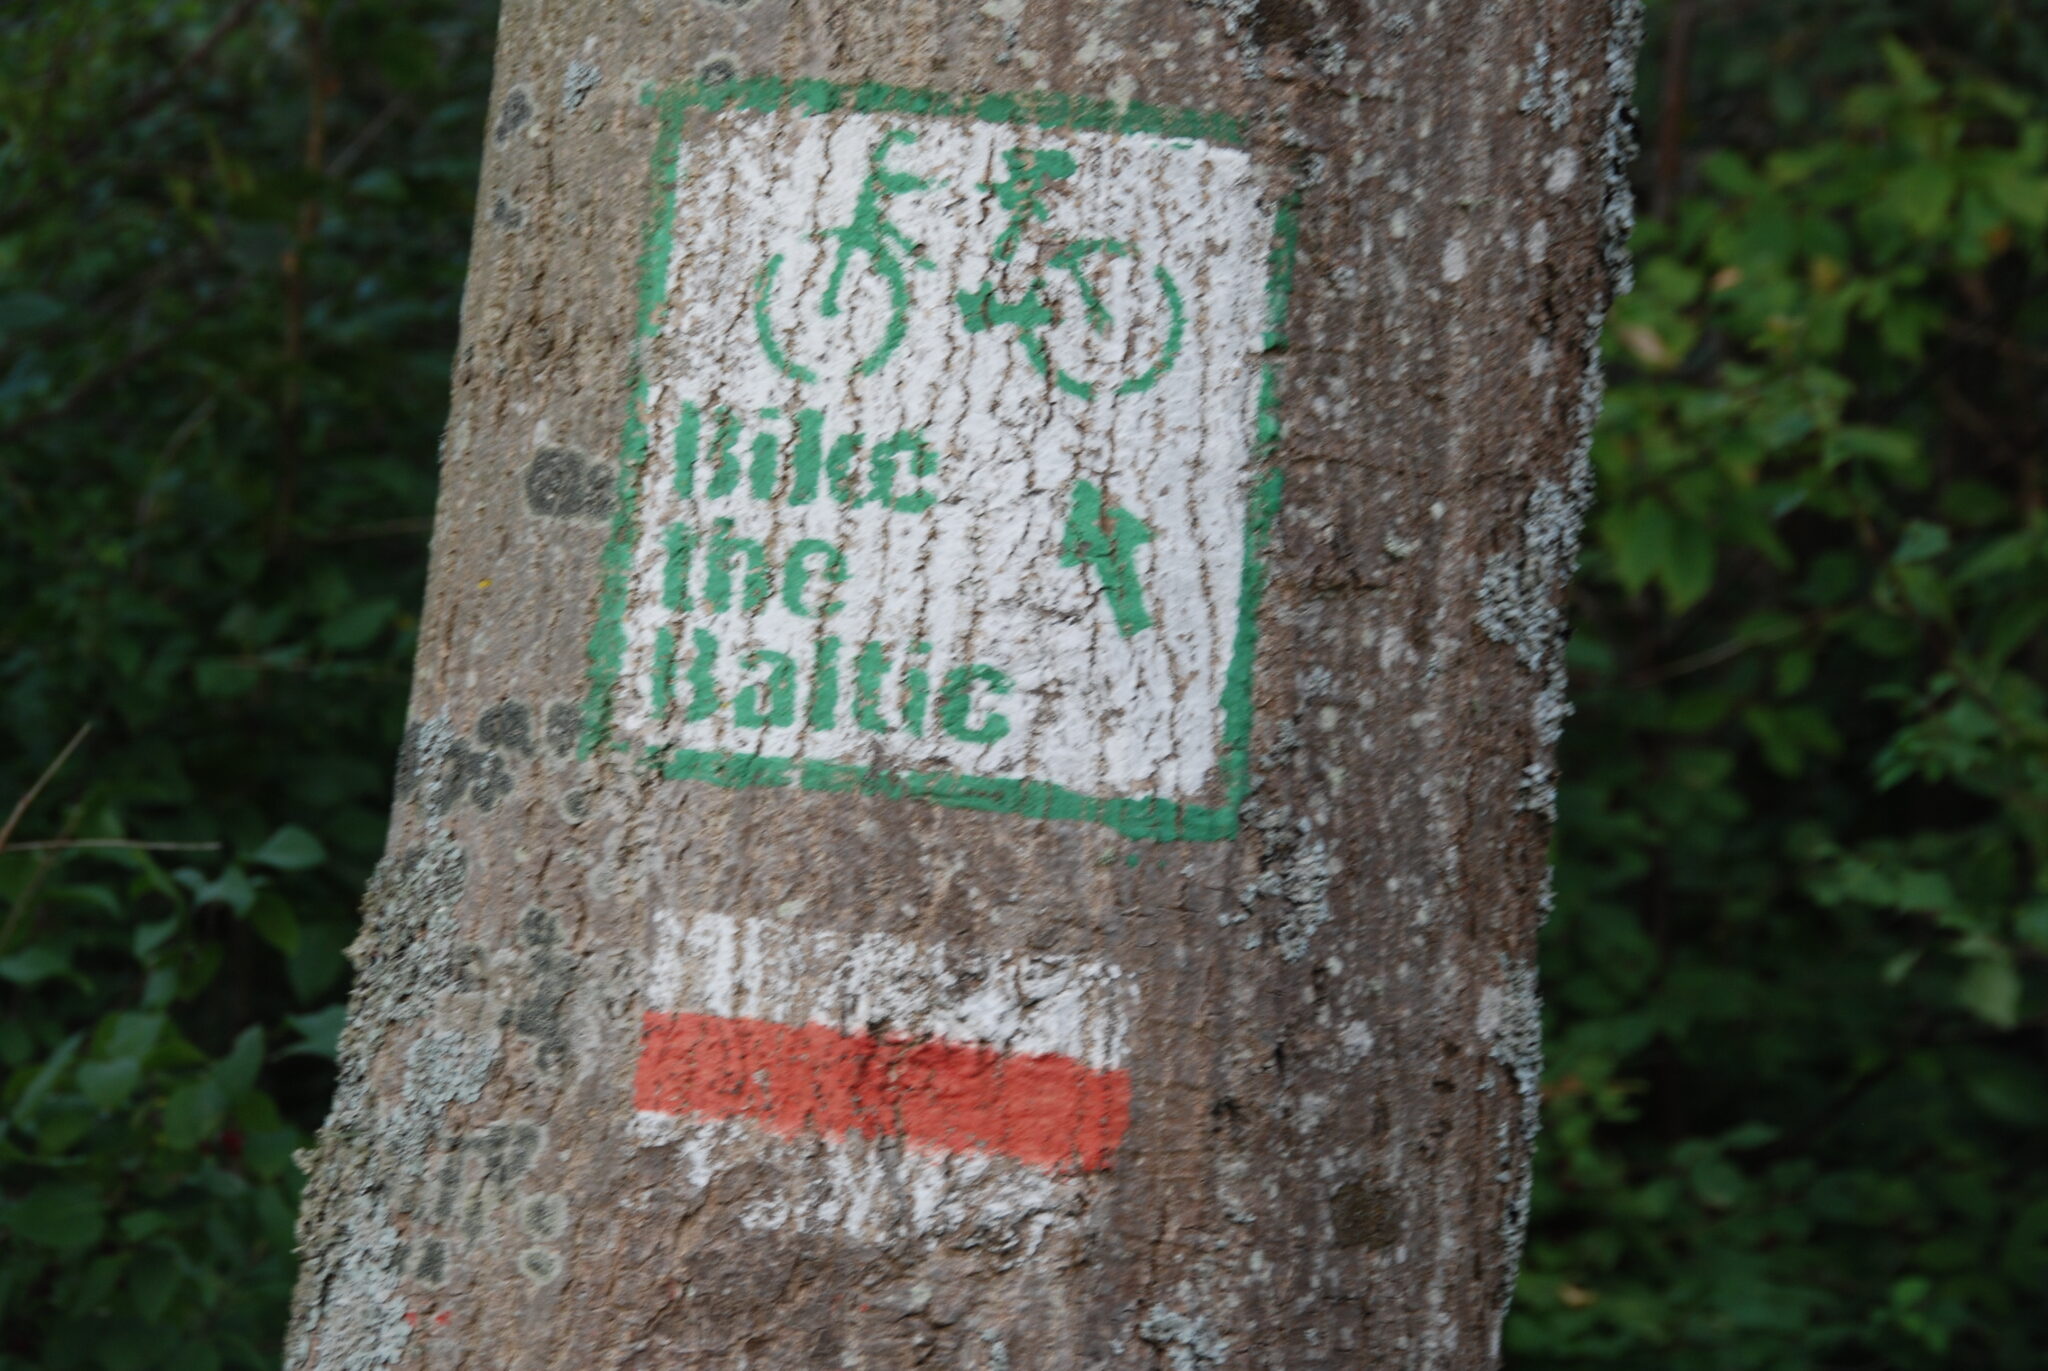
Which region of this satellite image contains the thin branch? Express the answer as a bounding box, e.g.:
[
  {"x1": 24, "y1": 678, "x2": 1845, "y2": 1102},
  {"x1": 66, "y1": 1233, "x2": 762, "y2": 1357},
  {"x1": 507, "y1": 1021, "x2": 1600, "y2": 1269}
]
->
[
  {"x1": 1628, "y1": 610, "x2": 1831, "y2": 687},
  {"x1": 327, "y1": 94, "x2": 411, "y2": 181},
  {"x1": 3, "y1": 839, "x2": 221, "y2": 853},
  {"x1": 1651, "y1": 0, "x2": 1697, "y2": 222},
  {"x1": 0, "y1": 331, "x2": 180, "y2": 449},
  {"x1": 0, "y1": 808, "x2": 79, "y2": 958},
  {"x1": 117, "y1": 0, "x2": 270, "y2": 130},
  {"x1": 304, "y1": 517, "x2": 433, "y2": 543},
  {"x1": 0, "y1": 0, "x2": 271, "y2": 237},
  {"x1": 0, "y1": 724, "x2": 91, "y2": 854},
  {"x1": 0, "y1": 279, "x2": 243, "y2": 450}
]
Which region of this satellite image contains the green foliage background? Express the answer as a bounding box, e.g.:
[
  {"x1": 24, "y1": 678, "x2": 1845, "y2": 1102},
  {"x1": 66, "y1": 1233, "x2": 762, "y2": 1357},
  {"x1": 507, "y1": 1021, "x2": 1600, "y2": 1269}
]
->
[{"x1": 1, "y1": 2, "x2": 2042, "y2": 1367}]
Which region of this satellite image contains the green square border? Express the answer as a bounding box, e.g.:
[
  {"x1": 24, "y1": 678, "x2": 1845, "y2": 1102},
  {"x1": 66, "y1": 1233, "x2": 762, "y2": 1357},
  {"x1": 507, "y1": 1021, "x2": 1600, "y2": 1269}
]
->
[{"x1": 580, "y1": 76, "x2": 1299, "y2": 843}]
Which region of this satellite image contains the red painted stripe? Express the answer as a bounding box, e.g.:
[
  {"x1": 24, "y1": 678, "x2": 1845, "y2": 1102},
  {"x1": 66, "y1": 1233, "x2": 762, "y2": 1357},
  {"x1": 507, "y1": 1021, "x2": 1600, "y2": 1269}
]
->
[{"x1": 633, "y1": 1011, "x2": 1131, "y2": 1173}]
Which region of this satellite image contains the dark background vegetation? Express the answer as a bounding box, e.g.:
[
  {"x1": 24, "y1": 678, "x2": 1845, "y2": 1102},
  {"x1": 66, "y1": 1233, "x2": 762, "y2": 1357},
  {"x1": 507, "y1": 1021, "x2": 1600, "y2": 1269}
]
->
[{"x1": 2, "y1": 2, "x2": 2043, "y2": 1366}]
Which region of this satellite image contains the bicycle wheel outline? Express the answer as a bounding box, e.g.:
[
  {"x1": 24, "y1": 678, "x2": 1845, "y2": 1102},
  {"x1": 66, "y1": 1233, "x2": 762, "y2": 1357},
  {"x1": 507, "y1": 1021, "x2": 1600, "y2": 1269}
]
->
[
  {"x1": 752, "y1": 242, "x2": 915, "y2": 385},
  {"x1": 958, "y1": 257, "x2": 1186, "y2": 401}
]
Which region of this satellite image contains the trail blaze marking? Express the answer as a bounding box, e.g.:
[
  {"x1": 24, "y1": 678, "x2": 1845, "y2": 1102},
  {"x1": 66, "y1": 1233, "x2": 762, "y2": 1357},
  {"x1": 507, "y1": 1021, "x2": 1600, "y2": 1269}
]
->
[
  {"x1": 632, "y1": 912, "x2": 1136, "y2": 1174},
  {"x1": 586, "y1": 79, "x2": 1297, "y2": 840},
  {"x1": 1061, "y1": 479, "x2": 1157, "y2": 637},
  {"x1": 635, "y1": 1015, "x2": 1130, "y2": 1173}
]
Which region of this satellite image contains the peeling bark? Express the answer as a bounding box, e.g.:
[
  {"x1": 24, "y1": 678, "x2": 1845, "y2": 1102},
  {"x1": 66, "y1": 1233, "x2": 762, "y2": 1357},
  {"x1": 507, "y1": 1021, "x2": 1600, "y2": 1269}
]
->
[{"x1": 287, "y1": 2, "x2": 1637, "y2": 1367}]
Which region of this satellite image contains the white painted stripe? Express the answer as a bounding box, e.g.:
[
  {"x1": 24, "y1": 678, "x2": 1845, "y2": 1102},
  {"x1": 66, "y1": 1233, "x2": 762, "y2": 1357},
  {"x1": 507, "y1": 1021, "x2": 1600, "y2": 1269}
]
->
[
  {"x1": 627, "y1": 1112, "x2": 1075, "y2": 1246},
  {"x1": 646, "y1": 909, "x2": 1135, "y2": 1070}
]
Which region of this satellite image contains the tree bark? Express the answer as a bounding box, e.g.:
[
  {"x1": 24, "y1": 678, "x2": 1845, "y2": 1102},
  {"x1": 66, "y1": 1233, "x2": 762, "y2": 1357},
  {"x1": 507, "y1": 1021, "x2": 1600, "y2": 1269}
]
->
[{"x1": 286, "y1": 2, "x2": 1638, "y2": 1367}]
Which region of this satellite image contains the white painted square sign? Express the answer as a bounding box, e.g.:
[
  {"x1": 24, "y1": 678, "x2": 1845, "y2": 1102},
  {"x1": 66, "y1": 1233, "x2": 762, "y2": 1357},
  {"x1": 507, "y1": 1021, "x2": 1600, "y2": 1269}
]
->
[{"x1": 585, "y1": 81, "x2": 1293, "y2": 840}]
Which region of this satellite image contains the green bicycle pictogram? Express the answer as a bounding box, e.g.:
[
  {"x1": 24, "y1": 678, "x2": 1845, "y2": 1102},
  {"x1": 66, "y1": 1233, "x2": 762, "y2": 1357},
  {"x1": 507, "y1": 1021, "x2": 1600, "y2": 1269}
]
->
[
  {"x1": 753, "y1": 128, "x2": 938, "y2": 383},
  {"x1": 956, "y1": 145, "x2": 1187, "y2": 401}
]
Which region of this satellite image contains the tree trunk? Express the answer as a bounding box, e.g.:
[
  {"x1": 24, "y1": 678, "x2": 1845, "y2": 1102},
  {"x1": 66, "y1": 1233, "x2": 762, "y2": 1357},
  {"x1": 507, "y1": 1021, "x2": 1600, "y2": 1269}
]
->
[{"x1": 286, "y1": 1, "x2": 1638, "y2": 1366}]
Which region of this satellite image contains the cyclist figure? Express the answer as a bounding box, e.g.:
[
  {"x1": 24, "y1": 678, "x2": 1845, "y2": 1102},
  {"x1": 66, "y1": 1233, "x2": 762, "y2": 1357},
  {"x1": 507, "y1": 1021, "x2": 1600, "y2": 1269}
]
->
[
  {"x1": 981, "y1": 146, "x2": 1080, "y2": 262},
  {"x1": 755, "y1": 128, "x2": 937, "y2": 382},
  {"x1": 957, "y1": 143, "x2": 1185, "y2": 401}
]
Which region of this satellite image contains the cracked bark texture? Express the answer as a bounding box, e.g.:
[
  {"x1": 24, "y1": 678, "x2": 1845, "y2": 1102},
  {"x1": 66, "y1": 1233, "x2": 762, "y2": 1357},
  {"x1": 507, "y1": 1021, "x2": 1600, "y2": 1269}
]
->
[{"x1": 285, "y1": 1, "x2": 1638, "y2": 1367}]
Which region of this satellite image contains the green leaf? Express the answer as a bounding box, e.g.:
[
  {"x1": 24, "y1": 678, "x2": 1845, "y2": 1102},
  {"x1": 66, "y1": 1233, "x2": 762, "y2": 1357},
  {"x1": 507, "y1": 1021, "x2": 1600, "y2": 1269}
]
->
[
  {"x1": 118, "y1": 1209, "x2": 175, "y2": 1242},
  {"x1": 1822, "y1": 425, "x2": 1919, "y2": 471},
  {"x1": 1983, "y1": 165, "x2": 2048, "y2": 227},
  {"x1": 1884, "y1": 161, "x2": 1958, "y2": 238},
  {"x1": 1954, "y1": 531, "x2": 2038, "y2": 583},
  {"x1": 280, "y1": 1005, "x2": 347, "y2": 1060},
  {"x1": 1957, "y1": 952, "x2": 2022, "y2": 1031},
  {"x1": 2017, "y1": 899, "x2": 2048, "y2": 953},
  {"x1": 1879, "y1": 36, "x2": 1940, "y2": 101},
  {"x1": 1601, "y1": 500, "x2": 1676, "y2": 596},
  {"x1": 1893, "y1": 520, "x2": 1950, "y2": 564},
  {"x1": 0, "y1": 945, "x2": 69, "y2": 985},
  {"x1": 160, "y1": 1079, "x2": 228, "y2": 1150},
  {"x1": 193, "y1": 864, "x2": 258, "y2": 915},
  {"x1": 247, "y1": 891, "x2": 299, "y2": 955},
  {"x1": 1962, "y1": 1054, "x2": 2048, "y2": 1128},
  {"x1": 127, "y1": 1245, "x2": 182, "y2": 1322},
  {"x1": 318, "y1": 598, "x2": 396, "y2": 651},
  {"x1": 12, "y1": 1030, "x2": 84, "y2": 1123},
  {"x1": 94, "y1": 1011, "x2": 164, "y2": 1063},
  {"x1": 76, "y1": 1058, "x2": 142, "y2": 1110},
  {"x1": 248, "y1": 824, "x2": 325, "y2": 872},
  {"x1": 0, "y1": 291, "x2": 65, "y2": 332},
  {"x1": 213, "y1": 1026, "x2": 265, "y2": 1099},
  {"x1": 287, "y1": 922, "x2": 351, "y2": 1003},
  {"x1": 1688, "y1": 1155, "x2": 1746, "y2": 1209},
  {"x1": 1658, "y1": 518, "x2": 1717, "y2": 613},
  {"x1": 2, "y1": 1181, "x2": 105, "y2": 1252},
  {"x1": 133, "y1": 915, "x2": 181, "y2": 959}
]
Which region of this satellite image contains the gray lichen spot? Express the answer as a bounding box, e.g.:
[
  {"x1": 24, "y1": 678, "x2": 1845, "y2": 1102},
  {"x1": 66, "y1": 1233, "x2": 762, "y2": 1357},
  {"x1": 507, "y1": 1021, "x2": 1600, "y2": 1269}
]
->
[
  {"x1": 1602, "y1": 1, "x2": 1647, "y2": 299},
  {"x1": 1138, "y1": 1307, "x2": 1229, "y2": 1370},
  {"x1": 493, "y1": 86, "x2": 533, "y2": 144},
  {"x1": 348, "y1": 841, "x2": 467, "y2": 1000},
  {"x1": 489, "y1": 194, "x2": 525, "y2": 232},
  {"x1": 287, "y1": 1196, "x2": 411, "y2": 1371},
  {"x1": 432, "y1": 1151, "x2": 462, "y2": 1223},
  {"x1": 1241, "y1": 800, "x2": 1333, "y2": 961},
  {"x1": 520, "y1": 1192, "x2": 570, "y2": 1241},
  {"x1": 517, "y1": 905, "x2": 560, "y2": 950},
  {"x1": 544, "y1": 702, "x2": 581, "y2": 759},
  {"x1": 1479, "y1": 958, "x2": 1546, "y2": 1289},
  {"x1": 1518, "y1": 41, "x2": 1575, "y2": 130},
  {"x1": 413, "y1": 1237, "x2": 448, "y2": 1287},
  {"x1": 698, "y1": 55, "x2": 739, "y2": 86},
  {"x1": 468, "y1": 748, "x2": 512, "y2": 812},
  {"x1": 518, "y1": 1247, "x2": 563, "y2": 1285},
  {"x1": 477, "y1": 1119, "x2": 545, "y2": 1190},
  {"x1": 394, "y1": 717, "x2": 515, "y2": 816},
  {"x1": 1480, "y1": 963, "x2": 1545, "y2": 1115},
  {"x1": 1477, "y1": 478, "x2": 1579, "y2": 678},
  {"x1": 1476, "y1": 479, "x2": 1585, "y2": 818},
  {"x1": 509, "y1": 908, "x2": 576, "y2": 1071},
  {"x1": 1188, "y1": 0, "x2": 1260, "y2": 38},
  {"x1": 402, "y1": 1031, "x2": 496, "y2": 1114},
  {"x1": 1480, "y1": 1, "x2": 1643, "y2": 823},
  {"x1": 561, "y1": 59, "x2": 600, "y2": 112},
  {"x1": 291, "y1": 838, "x2": 471, "y2": 1356},
  {"x1": 524, "y1": 446, "x2": 615, "y2": 519},
  {"x1": 1482, "y1": 0, "x2": 1638, "y2": 811},
  {"x1": 478, "y1": 701, "x2": 534, "y2": 756}
]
